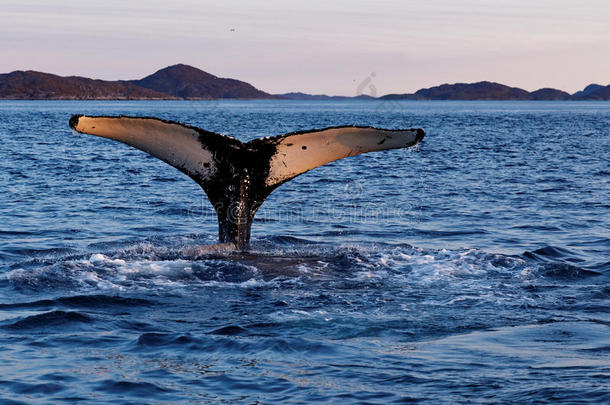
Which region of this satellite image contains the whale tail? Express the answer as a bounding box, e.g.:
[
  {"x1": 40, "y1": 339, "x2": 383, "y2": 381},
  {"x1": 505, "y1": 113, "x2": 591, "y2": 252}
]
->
[{"x1": 69, "y1": 115, "x2": 424, "y2": 250}]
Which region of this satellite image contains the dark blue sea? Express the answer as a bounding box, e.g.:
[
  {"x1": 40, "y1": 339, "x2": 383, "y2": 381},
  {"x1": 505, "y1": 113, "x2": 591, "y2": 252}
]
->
[{"x1": 0, "y1": 100, "x2": 608, "y2": 404}]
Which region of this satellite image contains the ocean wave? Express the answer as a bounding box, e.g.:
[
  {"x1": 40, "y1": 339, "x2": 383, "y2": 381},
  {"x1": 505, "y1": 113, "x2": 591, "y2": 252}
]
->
[
  {"x1": 4, "y1": 310, "x2": 92, "y2": 330},
  {"x1": 0, "y1": 295, "x2": 152, "y2": 311}
]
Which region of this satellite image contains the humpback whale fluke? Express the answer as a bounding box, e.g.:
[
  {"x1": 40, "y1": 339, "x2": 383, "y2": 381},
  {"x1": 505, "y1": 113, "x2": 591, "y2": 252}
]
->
[{"x1": 69, "y1": 115, "x2": 425, "y2": 250}]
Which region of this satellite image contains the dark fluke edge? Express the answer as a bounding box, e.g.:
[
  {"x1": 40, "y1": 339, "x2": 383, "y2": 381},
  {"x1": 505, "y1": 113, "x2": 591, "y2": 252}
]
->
[
  {"x1": 69, "y1": 115, "x2": 425, "y2": 250},
  {"x1": 1, "y1": 64, "x2": 608, "y2": 99}
]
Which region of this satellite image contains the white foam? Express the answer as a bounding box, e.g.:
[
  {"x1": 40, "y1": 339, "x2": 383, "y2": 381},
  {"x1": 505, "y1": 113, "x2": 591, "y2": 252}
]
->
[
  {"x1": 88, "y1": 253, "x2": 126, "y2": 266},
  {"x1": 3, "y1": 242, "x2": 534, "y2": 296},
  {"x1": 1, "y1": 268, "x2": 27, "y2": 281},
  {"x1": 357, "y1": 245, "x2": 529, "y2": 289}
]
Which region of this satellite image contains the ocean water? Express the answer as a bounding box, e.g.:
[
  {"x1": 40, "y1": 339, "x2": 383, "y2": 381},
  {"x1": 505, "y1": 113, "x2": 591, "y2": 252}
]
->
[{"x1": 0, "y1": 99, "x2": 608, "y2": 404}]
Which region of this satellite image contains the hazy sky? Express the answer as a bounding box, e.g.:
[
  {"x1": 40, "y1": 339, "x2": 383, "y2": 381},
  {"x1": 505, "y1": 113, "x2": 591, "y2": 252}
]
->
[{"x1": 1, "y1": 0, "x2": 608, "y2": 95}]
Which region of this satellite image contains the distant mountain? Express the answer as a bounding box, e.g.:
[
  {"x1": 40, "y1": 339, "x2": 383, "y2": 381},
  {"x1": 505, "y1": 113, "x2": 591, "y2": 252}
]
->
[
  {"x1": 0, "y1": 64, "x2": 273, "y2": 100},
  {"x1": 530, "y1": 88, "x2": 571, "y2": 100},
  {"x1": 380, "y1": 81, "x2": 532, "y2": 100},
  {"x1": 572, "y1": 84, "x2": 610, "y2": 100},
  {"x1": 572, "y1": 84, "x2": 604, "y2": 99},
  {"x1": 0, "y1": 70, "x2": 171, "y2": 100},
  {"x1": 585, "y1": 85, "x2": 610, "y2": 100},
  {"x1": 129, "y1": 64, "x2": 274, "y2": 99},
  {"x1": 377, "y1": 93, "x2": 419, "y2": 100},
  {"x1": 379, "y1": 81, "x2": 610, "y2": 100},
  {"x1": 276, "y1": 92, "x2": 375, "y2": 100},
  {"x1": 417, "y1": 81, "x2": 531, "y2": 100}
]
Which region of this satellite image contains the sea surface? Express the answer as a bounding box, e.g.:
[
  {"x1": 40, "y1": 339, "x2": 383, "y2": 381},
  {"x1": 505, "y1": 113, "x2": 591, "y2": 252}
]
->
[{"x1": 0, "y1": 100, "x2": 608, "y2": 404}]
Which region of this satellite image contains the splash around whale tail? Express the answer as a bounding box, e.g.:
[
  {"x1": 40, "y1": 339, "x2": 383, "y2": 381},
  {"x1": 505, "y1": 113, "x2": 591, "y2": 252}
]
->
[{"x1": 69, "y1": 115, "x2": 425, "y2": 250}]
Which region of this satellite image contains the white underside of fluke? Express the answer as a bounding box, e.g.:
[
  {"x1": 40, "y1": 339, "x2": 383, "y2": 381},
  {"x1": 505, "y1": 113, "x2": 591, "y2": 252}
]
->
[
  {"x1": 265, "y1": 127, "x2": 422, "y2": 187},
  {"x1": 74, "y1": 116, "x2": 218, "y2": 182}
]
